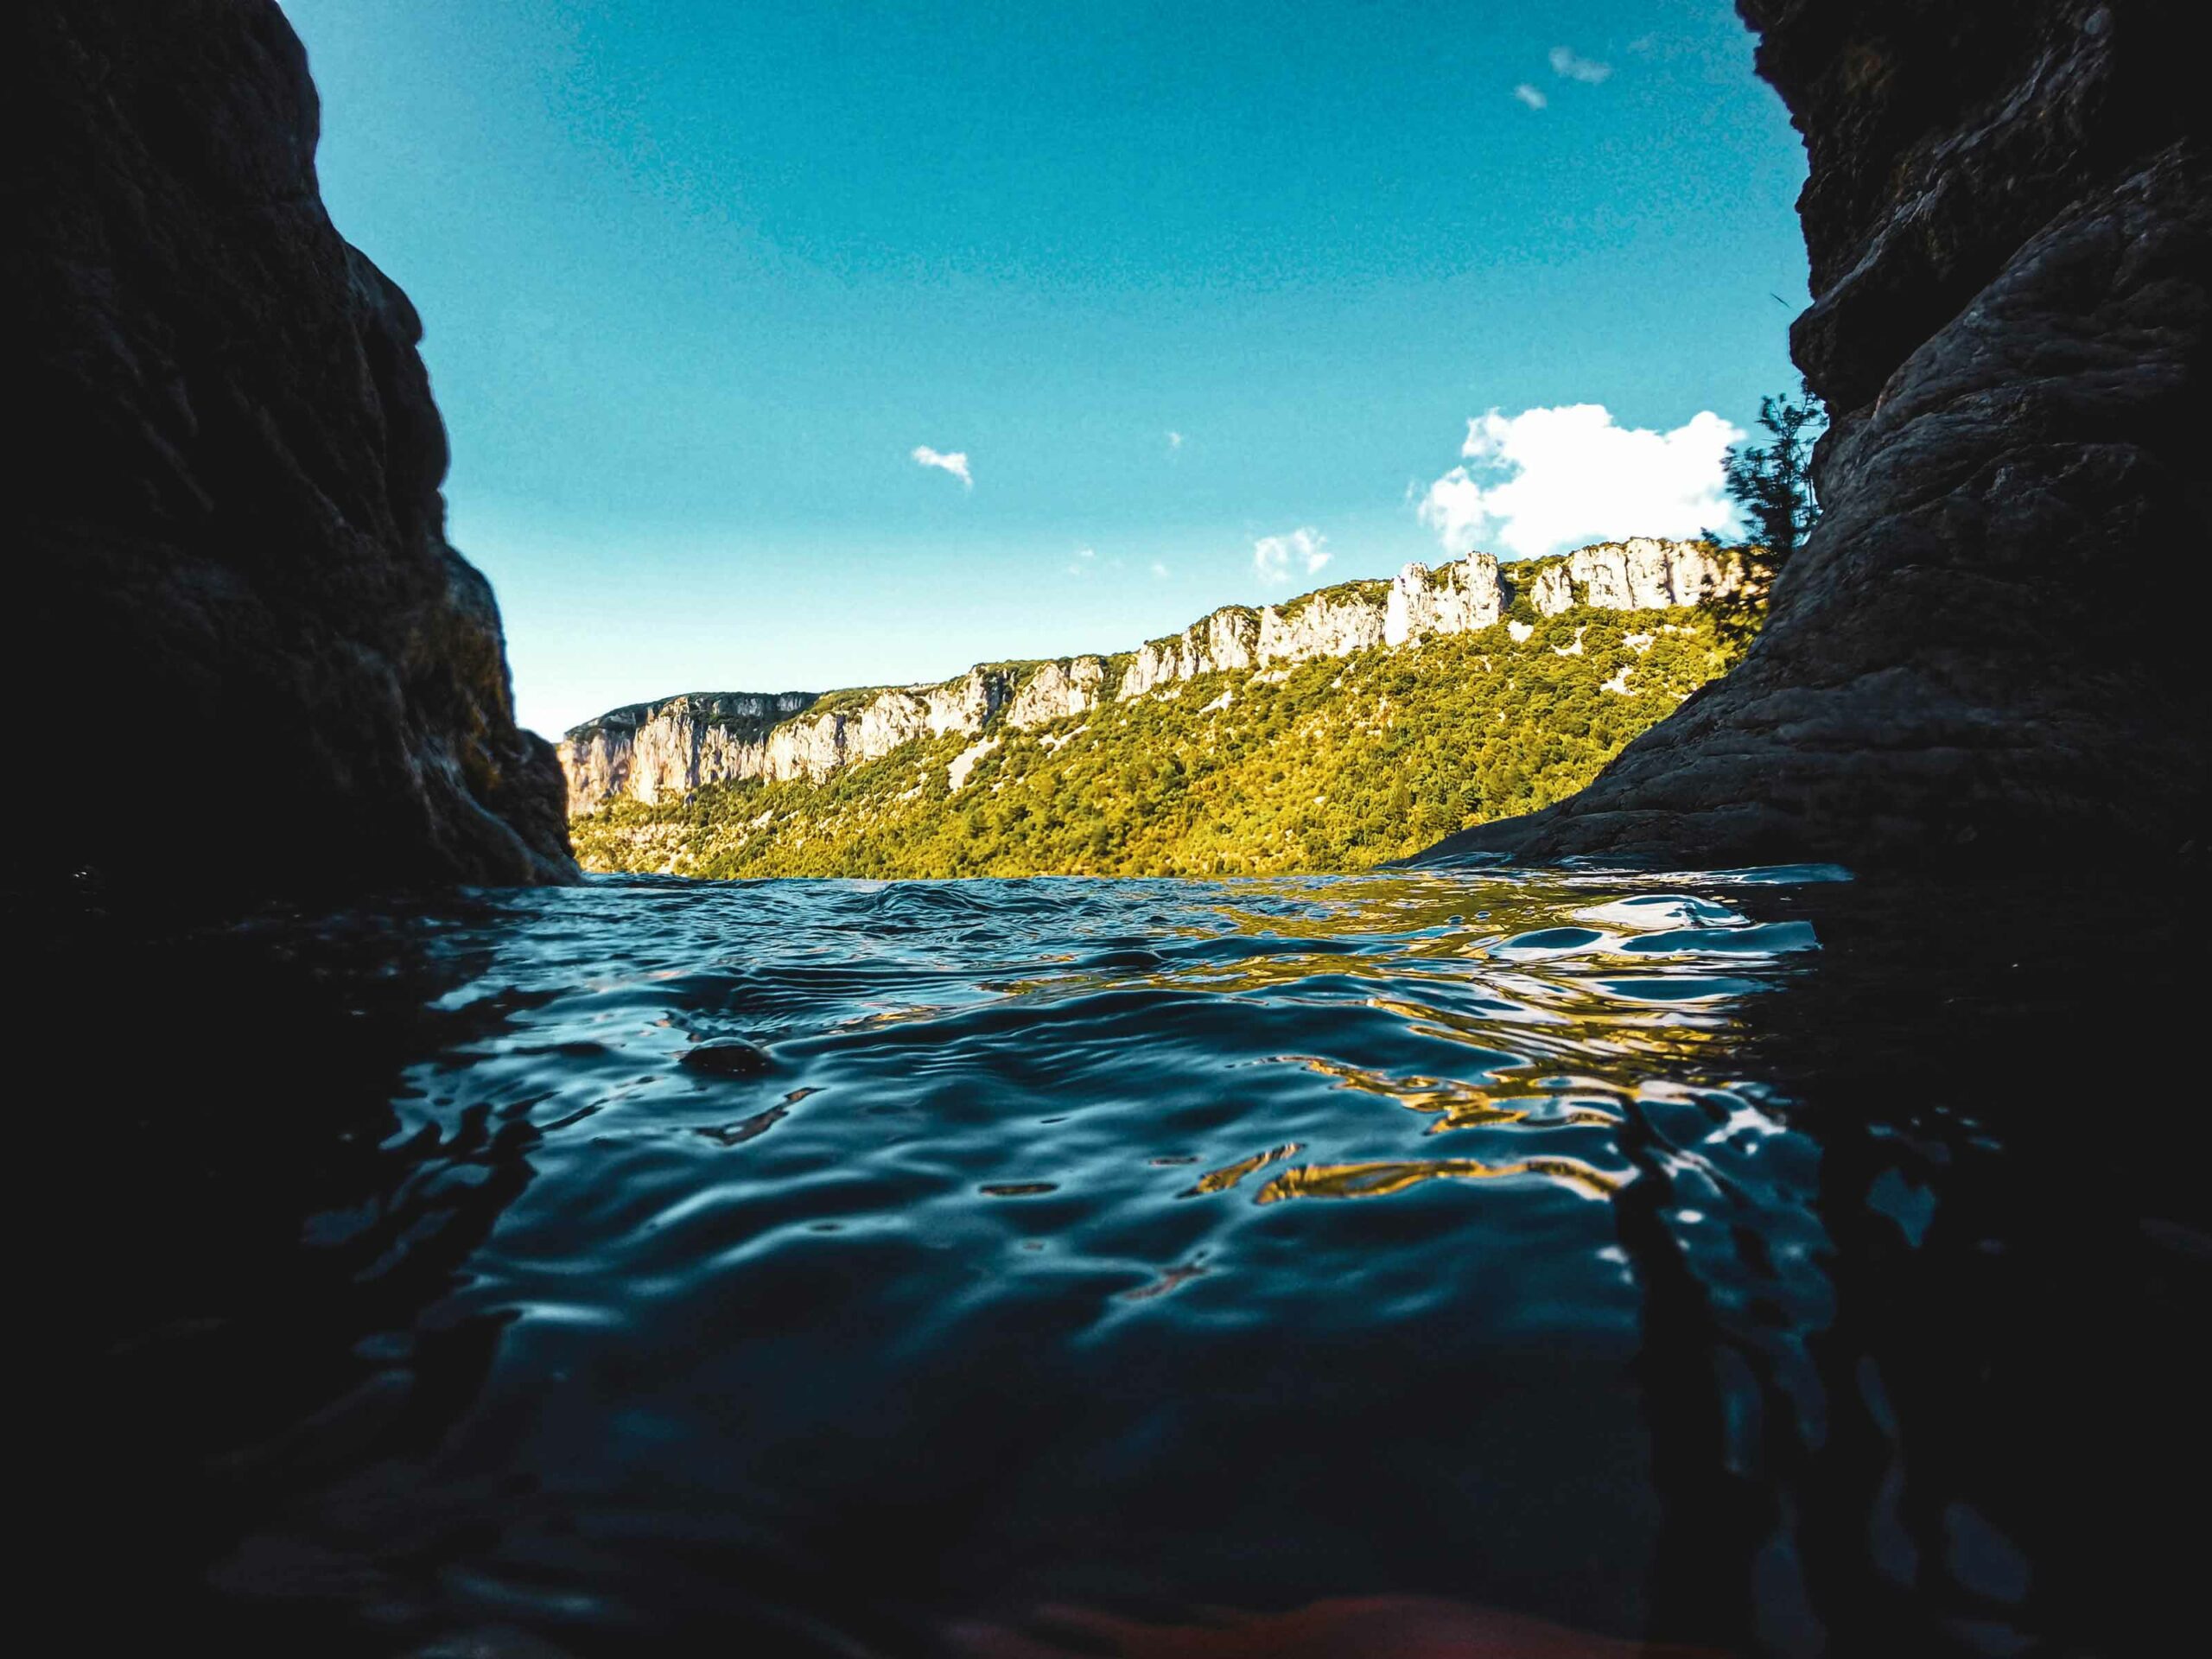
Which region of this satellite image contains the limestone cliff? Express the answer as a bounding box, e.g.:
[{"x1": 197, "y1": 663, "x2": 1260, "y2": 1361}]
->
[
  {"x1": 1426, "y1": 0, "x2": 2209, "y2": 867},
  {"x1": 1532, "y1": 539, "x2": 1744, "y2": 616},
  {"x1": 1388, "y1": 553, "x2": 1505, "y2": 645},
  {"x1": 11, "y1": 0, "x2": 575, "y2": 896},
  {"x1": 559, "y1": 693, "x2": 818, "y2": 811},
  {"x1": 562, "y1": 540, "x2": 1737, "y2": 812}
]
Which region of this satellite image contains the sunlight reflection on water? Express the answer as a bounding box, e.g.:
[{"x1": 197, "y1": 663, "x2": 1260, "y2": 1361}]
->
[
  {"x1": 238, "y1": 868, "x2": 1837, "y2": 1646},
  {"x1": 90, "y1": 859, "x2": 2203, "y2": 1657}
]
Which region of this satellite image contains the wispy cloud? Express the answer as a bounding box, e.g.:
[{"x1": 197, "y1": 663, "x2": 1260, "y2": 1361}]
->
[
  {"x1": 1166, "y1": 430, "x2": 1184, "y2": 452},
  {"x1": 1416, "y1": 404, "x2": 1741, "y2": 560},
  {"x1": 1513, "y1": 83, "x2": 1548, "y2": 111},
  {"x1": 912, "y1": 445, "x2": 972, "y2": 489},
  {"x1": 1254, "y1": 527, "x2": 1331, "y2": 585},
  {"x1": 1549, "y1": 45, "x2": 1611, "y2": 84},
  {"x1": 1151, "y1": 560, "x2": 1170, "y2": 578}
]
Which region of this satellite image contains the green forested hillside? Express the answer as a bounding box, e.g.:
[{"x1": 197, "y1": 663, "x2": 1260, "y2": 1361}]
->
[{"x1": 571, "y1": 604, "x2": 1745, "y2": 878}]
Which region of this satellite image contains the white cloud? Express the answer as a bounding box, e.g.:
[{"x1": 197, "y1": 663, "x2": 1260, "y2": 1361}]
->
[
  {"x1": 1150, "y1": 561, "x2": 1170, "y2": 578},
  {"x1": 1549, "y1": 45, "x2": 1611, "y2": 83},
  {"x1": 912, "y1": 445, "x2": 972, "y2": 489},
  {"x1": 1166, "y1": 430, "x2": 1184, "y2": 452},
  {"x1": 1253, "y1": 526, "x2": 1331, "y2": 585},
  {"x1": 1513, "y1": 83, "x2": 1548, "y2": 111},
  {"x1": 1416, "y1": 404, "x2": 1741, "y2": 560}
]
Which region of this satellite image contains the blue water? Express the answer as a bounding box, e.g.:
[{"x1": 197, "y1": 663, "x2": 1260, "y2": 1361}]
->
[{"x1": 75, "y1": 868, "x2": 2209, "y2": 1656}]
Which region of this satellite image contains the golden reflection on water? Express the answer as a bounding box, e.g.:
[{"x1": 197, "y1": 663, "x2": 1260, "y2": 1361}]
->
[
  {"x1": 1166, "y1": 877, "x2": 1796, "y2": 1211},
  {"x1": 927, "y1": 876, "x2": 1794, "y2": 1214},
  {"x1": 1255, "y1": 1154, "x2": 1628, "y2": 1205},
  {"x1": 1294, "y1": 1054, "x2": 1624, "y2": 1135},
  {"x1": 769, "y1": 876, "x2": 1800, "y2": 1218},
  {"x1": 1180, "y1": 1142, "x2": 1301, "y2": 1197}
]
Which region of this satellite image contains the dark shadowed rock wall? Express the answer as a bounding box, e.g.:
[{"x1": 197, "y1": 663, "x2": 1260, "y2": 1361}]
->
[
  {"x1": 7, "y1": 0, "x2": 575, "y2": 898},
  {"x1": 1423, "y1": 0, "x2": 2209, "y2": 868}
]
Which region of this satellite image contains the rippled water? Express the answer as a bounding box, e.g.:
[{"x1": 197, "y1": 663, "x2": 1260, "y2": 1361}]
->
[{"x1": 71, "y1": 867, "x2": 2209, "y2": 1656}]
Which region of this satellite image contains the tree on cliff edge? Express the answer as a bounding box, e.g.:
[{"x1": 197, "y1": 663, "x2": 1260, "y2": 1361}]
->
[{"x1": 1724, "y1": 378, "x2": 1824, "y2": 571}]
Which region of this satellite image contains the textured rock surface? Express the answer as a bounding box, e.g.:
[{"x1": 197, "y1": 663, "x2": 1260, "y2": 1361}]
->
[
  {"x1": 1425, "y1": 0, "x2": 2209, "y2": 868},
  {"x1": 10, "y1": 0, "x2": 575, "y2": 895},
  {"x1": 562, "y1": 544, "x2": 1731, "y2": 810},
  {"x1": 1118, "y1": 608, "x2": 1263, "y2": 698},
  {"x1": 563, "y1": 674, "x2": 1024, "y2": 808},
  {"x1": 1255, "y1": 587, "x2": 1391, "y2": 666},
  {"x1": 559, "y1": 693, "x2": 817, "y2": 810},
  {"x1": 1543, "y1": 540, "x2": 1741, "y2": 616},
  {"x1": 1387, "y1": 554, "x2": 1506, "y2": 645},
  {"x1": 1007, "y1": 658, "x2": 1108, "y2": 728}
]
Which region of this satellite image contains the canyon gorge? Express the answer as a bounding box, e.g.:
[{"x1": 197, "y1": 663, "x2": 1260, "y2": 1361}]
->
[
  {"x1": 14, "y1": 1, "x2": 2200, "y2": 897},
  {"x1": 559, "y1": 538, "x2": 1739, "y2": 814}
]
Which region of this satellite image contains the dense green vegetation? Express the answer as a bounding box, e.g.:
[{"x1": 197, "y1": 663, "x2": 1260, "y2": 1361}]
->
[
  {"x1": 571, "y1": 603, "x2": 1747, "y2": 879},
  {"x1": 1723, "y1": 378, "x2": 1825, "y2": 574}
]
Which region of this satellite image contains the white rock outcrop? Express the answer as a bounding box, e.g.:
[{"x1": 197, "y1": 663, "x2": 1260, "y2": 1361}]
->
[
  {"x1": 1386, "y1": 553, "x2": 1507, "y2": 646},
  {"x1": 1530, "y1": 538, "x2": 1739, "y2": 617},
  {"x1": 946, "y1": 736, "x2": 997, "y2": 791},
  {"x1": 1008, "y1": 658, "x2": 1108, "y2": 728},
  {"x1": 1255, "y1": 587, "x2": 1389, "y2": 665},
  {"x1": 557, "y1": 691, "x2": 817, "y2": 812},
  {"x1": 1117, "y1": 609, "x2": 1262, "y2": 700},
  {"x1": 559, "y1": 538, "x2": 1741, "y2": 811}
]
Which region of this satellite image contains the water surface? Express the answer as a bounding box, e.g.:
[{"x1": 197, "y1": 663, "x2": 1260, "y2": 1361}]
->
[{"x1": 73, "y1": 867, "x2": 2208, "y2": 1656}]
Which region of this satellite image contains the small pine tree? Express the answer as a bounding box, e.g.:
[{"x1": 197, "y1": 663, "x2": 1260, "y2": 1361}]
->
[{"x1": 1723, "y1": 378, "x2": 1825, "y2": 571}]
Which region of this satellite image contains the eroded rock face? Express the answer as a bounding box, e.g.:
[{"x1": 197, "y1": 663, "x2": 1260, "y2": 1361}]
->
[
  {"x1": 1007, "y1": 658, "x2": 1108, "y2": 728},
  {"x1": 1427, "y1": 0, "x2": 2209, "y2": 867},
  {"x1": 1255, "y1": 588, "x2": 1390, "y2": 666},
  {"x1": 12, "y1": 0, "x2": 576, "y2": 895},
  {"x1": 1118, "y1": 611, "x2": 1263, "y2": 699},
  {"x1": 561, "y1": 675, "x2": 1022, "y2": 807},
  {"x1": 559, "y1": 693, "x2": 819, "y2": 810},
  {"x1": 561, "y1": 545, "x2": 1731, "y2": 810},
  {"x1": 1554, "y1": 540, "x2": 1740, "y2": 615},
  {"x1": 1387, "y1": 555, "x2": 1506, "y2": 645}
]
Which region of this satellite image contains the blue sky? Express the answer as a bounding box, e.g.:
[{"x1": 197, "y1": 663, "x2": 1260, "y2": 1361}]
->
[{"x1": 277, "y1": 1, "x2": 1808, "y2": 736}]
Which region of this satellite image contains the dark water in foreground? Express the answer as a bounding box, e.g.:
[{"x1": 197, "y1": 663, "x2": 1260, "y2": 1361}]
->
[{"x1": 66, "y1": 867, "x2": 2207, "y2": 1656}]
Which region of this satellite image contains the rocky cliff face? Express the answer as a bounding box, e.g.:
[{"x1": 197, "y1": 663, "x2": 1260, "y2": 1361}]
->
[
  {"x1": 562, "y1": 541, "x2": 1735, "y2": 811},
  {"x1": 1388, "y1": 553, "x2": 1505, "y2": 644},
  {"x1": 1428, "y1": 0, "x2": 2209, "y2": 868},
  {"x1": 10, "y1": 0, "x2": 575, "y2": 897},
  {"x1": 1532, "y1": 539, "x2": 1743, "y2": 616},
  {"x1": 559, "y1": 693, "x2": 817, "y2": 811},
  {"x1": 1006, "y1": 658, "x2": 1108, "y2": 728},
  {"x1": 1117, "y1": 607, "x2": 1266, "y2": 699}
]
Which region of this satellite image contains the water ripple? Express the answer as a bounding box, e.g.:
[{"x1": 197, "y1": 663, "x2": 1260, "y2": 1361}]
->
[
  {"x1": 181, "y1": 871, "x2": 1841, "y2": 1637},
  {"x1": 85, "y1": 859, "x2": 2212, "y2": 1658},
  {"x1": 167, "y1": 857, "x2": 2212, "y2": 1659}
]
